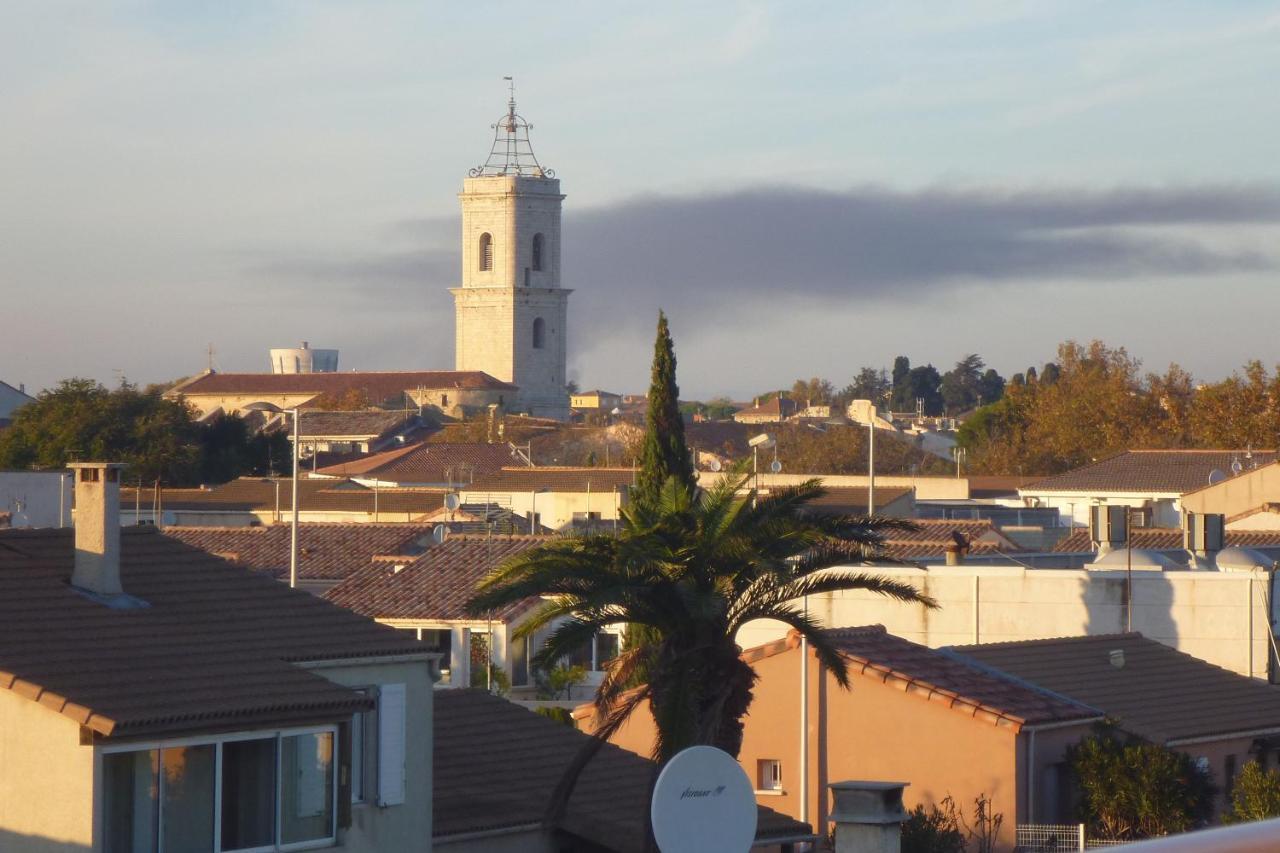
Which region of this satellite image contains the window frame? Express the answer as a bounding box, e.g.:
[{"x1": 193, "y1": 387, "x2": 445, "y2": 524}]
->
[
  {"x1": 478, "y1": 232, "x2": 493, "y2": 271},
  {"x1": 100, "y1": 724, "x2": 339, "y2": 853},
  {"x1": 532, "y1": 317, "x2": 545, "y2": 350},
  {"x1": 531, "y1": 233, "x2": 544, "y2": 271},
  {"x1": 756, "y1": 758, "x2": 783, "y2": 793}
]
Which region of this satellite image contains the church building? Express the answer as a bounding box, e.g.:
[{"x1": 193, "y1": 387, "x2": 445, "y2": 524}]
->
[{"x1": 451, "y1": 90, "x2": 571, "y2": 421}]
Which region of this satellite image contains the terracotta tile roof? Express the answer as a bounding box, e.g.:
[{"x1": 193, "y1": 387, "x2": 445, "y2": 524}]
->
[
  {"x1": 967, "y1": 475, "x2": 1039, "y2": 499},
  {"x1": 743, "y1": 627, "x2": 1098, "y2": 729},
  {"x1": 732, "y1": 397, "x2": 797, "y2": 420},
  {"x1": 167, "y1": 523, "x2": 439, "y2": 581},
  {"x1": 170, "y1": 369, "x2": 515, "y2": 402},
  {"x1": 323, "y1": 535, "x2": 547, "y2": 623},
  {"x1": 122, "y1": 477, "x2": 445, "y2": 517},
  {"x1": 466, "y1": 466, "x2": 637, "y2": 493},
  {"x1": 1023, "y1": 450, "x2": 1278, "y2": 495},
  {"x1": 294, "y1": 409, "x2": 419, "y2": 438},
  {"x1": 952, "y1": 633, "x2": 1280, "y2": 743},
  {"x1": 802, "y1": 486, "x2": 912, "y2": 515},
  {"x1": 876, "y1": 519, "x2": 1021, "y2": 560},
  {"x1": 1052, "y1": 527, "x2": 1280, "y2": 553},
  {"x1": 434, "y1": 689, "x2": 814, "y2": 850},
  {"x1": 0, "y1": 526, "x2": 425, "y2": 738},
  {"x1": 313, "y1": 442, "x2": 516, "y2": 484}
]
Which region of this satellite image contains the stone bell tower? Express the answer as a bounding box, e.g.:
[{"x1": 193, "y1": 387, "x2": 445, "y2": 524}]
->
[{"x1": 451, "y1": 82, "x2": 571, "y2": 421}]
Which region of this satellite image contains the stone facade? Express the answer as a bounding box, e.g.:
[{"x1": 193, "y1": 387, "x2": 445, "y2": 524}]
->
[{"x1": 452, "y1": 175, "x2": 571, "y2": 420}]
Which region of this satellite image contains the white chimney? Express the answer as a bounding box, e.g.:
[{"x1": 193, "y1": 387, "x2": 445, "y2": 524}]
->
[
  {"x1": 829, "y1": 780, "x2": 908, "y2": 853},
  {"x1": 69, "y1": 462, "x2": 126, "y2": 596}
]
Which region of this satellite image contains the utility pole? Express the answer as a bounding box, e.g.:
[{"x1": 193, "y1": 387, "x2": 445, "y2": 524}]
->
[{"x1": 290, "y1": 409, "x2": 300, "y2": 589}]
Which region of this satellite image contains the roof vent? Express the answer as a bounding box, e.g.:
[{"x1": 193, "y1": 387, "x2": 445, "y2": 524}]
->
[
  {"x1": 1109, "y1": 649, "x2": 1125, "y2": 669},
  {"x1": 1090, "y1": 505, "x2": 1128, "y2": 557}
]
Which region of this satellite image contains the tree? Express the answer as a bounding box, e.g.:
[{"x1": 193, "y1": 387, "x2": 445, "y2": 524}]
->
[
  {"x1": 1189, "y1": 361, "x2": 1280, "y2": 449},
  {"x1": 466, "y1": 475, "x2": 936, "y2": 789},
  {"x1": 893, "y1": 364, "x2": 944, "y2": 415},
  {"x1": 1224, "y1": 760, "x2": 1280, "y2": 824},
  {"x1": 840, "y1": 366, "x2": 891, "y2": 407},
  {"x1": 789, "y1": 377, "x2": 835, "y2": 406},
  {"x1": 940, "y1": 354, "x2": 985, "y2": 413},
  {"x1": 633, "y1": 311, "x2": 695, "y2": 508},
  {"x1": 1068, "y1": 727, "x2": 1214, "y2": 841}
]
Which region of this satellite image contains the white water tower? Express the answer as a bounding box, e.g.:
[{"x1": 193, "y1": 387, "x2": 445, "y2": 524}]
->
[{"x1": 269, "y1": 341, "x2": 339, "y2": 374}]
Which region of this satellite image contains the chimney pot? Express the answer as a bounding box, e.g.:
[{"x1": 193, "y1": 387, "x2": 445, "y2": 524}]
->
[
  {"x1": 829, "y1": 780, "x2": 909, "y2": 853},
  {"x1": 68, "y1": 462, "x2": 126, "y2": 597}
]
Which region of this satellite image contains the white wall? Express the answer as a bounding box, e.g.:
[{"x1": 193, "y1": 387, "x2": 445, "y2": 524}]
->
[
  {"x1": 735, "y1": 563, "x2": 1279, "y2": 679},
  {"x1": 0, "y1": 471, "x2": 72, "y2": 528}
]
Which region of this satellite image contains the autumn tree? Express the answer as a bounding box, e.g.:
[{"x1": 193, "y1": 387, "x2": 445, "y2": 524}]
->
[{"x1": 1188, "y1": 361, "x2": 1280, "y2": 449}]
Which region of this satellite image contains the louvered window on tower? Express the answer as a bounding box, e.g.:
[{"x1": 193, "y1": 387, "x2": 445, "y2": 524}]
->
[
  {"x1": 532, "y1": 317, "x2": 546, "y2": 349},
  {"x1": 532, "y1": 233, "x2": 544, "y2": 271},
  {"x1": 479, "y1": 233, "x2": 493, "y2": 271}
]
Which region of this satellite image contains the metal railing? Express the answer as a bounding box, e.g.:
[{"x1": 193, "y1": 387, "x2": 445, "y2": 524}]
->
[{"x1": 1017, "y1": 824, "x2": 1086, "y2": 852}]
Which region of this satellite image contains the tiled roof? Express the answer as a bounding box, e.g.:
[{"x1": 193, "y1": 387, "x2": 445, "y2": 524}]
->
[
  {"x1": 744, "y1": 626, "x2": 1098, "y2": 729},
  {"x1": 294, "y1": 410, "x2": 419, "y2": 438},
  {"x1": 952, "y1": 633, "x2": 1280, "y2": 743},
  {"x1": 122, "y1": 477, "x2": 445, "y2": 516},
  {"x1": 1052, "y1": 527, "x2": 1280, "y2": 553},
  {"x1": 802, "y1": 486, "x2": 912, "y2": 515},
  {"x1": 877, "y1": 519, "x2": 1020, "y2": 560},
  {"x1": 466, "y1": 466, "x2": 637, "y2": 493},
  {"x1": 967, "y1": 476, "x2": 1039, "y2": 499},
  {"x1": 1022, "y1": 450, "x2": 1278, "y2": 495},
  {"x1": 323, "y1": 535, "x2": 547, "y2": 623},
  {"x1": 434, "y1": 689, "x2": 814, "y2": 850},
  {"x1": 0, "y1": 526, "x2": 425, "y2": 738},
  {"x1": 167, "y1": 523, "x2": 438, "y2": 581},
  {"x1": 313, "y1": 442, "x2": 516, "y2": 484},
  {"x1": 173, "y1": 369, "x2": 516, "y2": 397},
  {"x1": 733, "y1": 397, "x2": 797, "y2": 419}
]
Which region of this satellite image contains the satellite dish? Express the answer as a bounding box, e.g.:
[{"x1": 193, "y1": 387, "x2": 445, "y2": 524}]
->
[
  {"x1": 432, "y1": 524, "x2": 449, "y2": 545},
  {"x1": 444, "y1": 493, "x2": 461, "y2": 512},
  {"x1": 770, "y1": 459, "x2": 782, "y2": 474},
  {"x1": 1208, "y1": 468, "x2": 1227, "y2": 485},
  {"x1": 708, "y1": 458, "x2": 722, "y2": 472},
  {"x1": 650, "y1": 746, "x2": 757, "y2": 853},
  {"x1": 1231, "y1": 460, "x2": 1244, "y2": 476}
]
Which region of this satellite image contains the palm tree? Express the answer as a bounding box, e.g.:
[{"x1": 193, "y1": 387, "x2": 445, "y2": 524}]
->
[{"x1": 465, "y1": 473, "x2": 937, "y2": 768}]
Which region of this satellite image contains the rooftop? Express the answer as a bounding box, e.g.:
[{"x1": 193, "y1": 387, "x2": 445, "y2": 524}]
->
[
  {"x1": 166, "y1": 523, "x2": 439, "y2": 582},
  {"x1": 0, "y1": 526, "x2": 424, "y2": 738},
  {"x1": 1023, "y1": 450, "x2": 1278, "y2": 495},
  {"x1": 434, "y1": 689, "x2": 813, "y2": 851},
  {"x1": 1052, "y1": 527, "x2": 1280, "y2": 554},
  {"x1": 744, "y1": 626, "x2": 1099, "y2": 729},
  {"x1": 169, "y1": 369, "x2": 515, "y2": 402},
  {"x1": 313, "y1": 441, "x2": 517, "y2": 485},
  {"x1": 293, "y1": 409, "x2": 421, "y2": 438},
  {"x1": 122, "y1": 477, "x2": 446, "y2": 516},
  {"x1": 324, "y1": 535, "x2": 548, "y2": 623},
  {"x1": 952, "y1": 633, "x2": 1280, "y2": 743},
  {"x1": 466, "y1": 466, "x2": 637, "y2": 493}
]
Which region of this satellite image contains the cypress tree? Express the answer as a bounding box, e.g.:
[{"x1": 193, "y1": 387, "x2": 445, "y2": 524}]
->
[{"x1": 634, "y1": 310, "x2": 695, "y2": 507}]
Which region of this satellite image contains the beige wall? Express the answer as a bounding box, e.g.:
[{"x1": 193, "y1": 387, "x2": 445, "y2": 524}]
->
[
  {"x1": 0, "y1": 690, "x2": 94, "y2": 851},
  {"x1": 700, "y1": 471, "x2": 971, "y2": 501},
  {"x1": 735, "y1": 565, "x2": 1278, "y2": 680},
  {"x1": 1183, "y1": 465, "x2": 1280, "y2": 523}
]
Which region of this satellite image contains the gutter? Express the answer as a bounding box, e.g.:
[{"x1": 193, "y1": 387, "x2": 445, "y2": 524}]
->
[
  {"x1": 433, "y1": 822, "x2": 544, "y2": 844},
  {"x1": 1168, "y1": 725, "x2": 1280, "y2": 747}
]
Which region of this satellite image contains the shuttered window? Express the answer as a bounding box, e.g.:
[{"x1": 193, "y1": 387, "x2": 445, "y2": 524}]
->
[
  {"x1": 377, "y1": 683, "x2": 407, "y2": 806},
  {"x1": 478, "y1": 233, "x2": 493, "y2": 271}
]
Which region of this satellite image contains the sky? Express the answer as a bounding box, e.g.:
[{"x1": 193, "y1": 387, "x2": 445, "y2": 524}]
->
[{"x1": 3, "y1": 1, "x2": 1279, "y2": 399}]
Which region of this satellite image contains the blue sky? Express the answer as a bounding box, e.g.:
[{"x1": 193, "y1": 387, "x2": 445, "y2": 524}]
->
[{"x1": 3, "y1": 1, "x2": 1279, "y2": 398}]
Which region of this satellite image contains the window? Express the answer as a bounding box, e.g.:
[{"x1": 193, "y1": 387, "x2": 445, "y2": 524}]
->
[
  {"x1": 350, "y1": 694, "x2": 377, "y2": 805},
  {"x1": 478, "y1": 232, "x2": 493, "y2": 271},
  {"x1": 440, "y1": 393, "x2": 449, "y2": 407},
  {"x1": 523, "y1": 266, "x2": 530, "y2": 287},
  {"x1": 103, "y1": 727, "x2": 337, "y2": 853},
  {"x1": 595, "y1": 632, "x2": 620, "y2": 668},
  {"x1": 532, "y1": 317, "x2": 545, "y2": 350},
  {"x1": 510, "y1": 632, "x2": 530, "y2": 687},
  {"x1": 532, "y1": 233, "x2": 544, "y2": 271},
  {"x1": 757, "y1": 759, "x2": 782, "y2": 792}
]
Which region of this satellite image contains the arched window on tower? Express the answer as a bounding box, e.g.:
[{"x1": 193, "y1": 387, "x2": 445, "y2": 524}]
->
[
  {"x1": 532, "y1": 317, "x2": 546, "y2": 350},
  {"x1": 531, "y1": 233, "x2": 544, "y2": 272},
  {"x1": 478, "y1": 232, "x2": 493, "y2": 271}
]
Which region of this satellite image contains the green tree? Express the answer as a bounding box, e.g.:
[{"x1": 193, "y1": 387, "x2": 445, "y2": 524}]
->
[
  {"x1": 1068, "y1": 727, "x2": 1215, "y2": 841},
  {"x1": 633, "y1": 311, "x2": 695, "y2": 508},
  {"x1": 1224, "y1": 760, "x2": 1280, "y2": 824},
  {"x1": 466, "y1": 474, "x2": 935, "y2": 782},
  {"x1": 940, "y1": 354, "x2": 985, "y2": 413},
  {"x1": 840, "y1": 366, "x2": 891, "y2": 406}
]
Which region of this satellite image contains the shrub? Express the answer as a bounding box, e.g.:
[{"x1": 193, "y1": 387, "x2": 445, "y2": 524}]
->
[{"x1": 1225, "y1": 761, "x2": 1280, "y2": 824}]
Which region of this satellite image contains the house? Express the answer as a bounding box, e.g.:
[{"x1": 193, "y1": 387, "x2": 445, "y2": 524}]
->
[
  {"x1": 312, "y1": 441, "x2": 519, "y2": 488},
  {"x1": 733, "y1": 397, "x2": 798, "y2": 424},
  {"x1": 569, "y1": 389, "x2": 623, "y2": 411},
  {"x1": 583, "y1": 627, "x2": 1101, "y2": 847},
  {"x1": 166, "y1": 369, "x2": 515, "y2": 420},
  {"x1": 120, "y1": 477, "x2": 447, "y2": 526},
  {"x1": 0, "y1": 378, "x2": 33, "y2": 424},
  {"x1": 1181, "y1": 460, "x2": 1280, "y2": 530},
  {"x1": 290, "y1": 409, "x2": 427, "y2": 456},
  {"x1": 1018, "y1": 450, "x2": 1278, "y2": 529},
  {"x1": 0, "y1": 469, "x2": 72, "y2": 528},
  {"x1": 953, "y1": 633, "x2": 1280, "y2": 816},
  {"x1": 166, "y1": 522, "x2": 440, "y2": 595},
  {"x1": 0, "y1": 462, "x2": 434, "y2": 852},
  {"x1": 324, "y1": 535, "x2": 621, "y2": 696},
  {"x1": 798, "y1": 485, "x2": 914, "y2": 519},
  {"x1": 461, "y1": 466, "x2": 636, "y2": 531},
  {"x1": 435, "y1": 689, "x2": 815, "y2": 852},
  {"x1": 1051, "y1": 526, "x2": 1280, "y2": 555}
]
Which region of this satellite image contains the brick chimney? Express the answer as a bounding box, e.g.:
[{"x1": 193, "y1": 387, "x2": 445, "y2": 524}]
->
[{"x1": 69, "y1": 462, "x2": 126, "y2": 596}]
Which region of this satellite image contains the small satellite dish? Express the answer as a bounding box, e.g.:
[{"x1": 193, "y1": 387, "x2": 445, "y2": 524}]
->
[
  {"x1": 770, "y1": 459, "x2": 782, "y2": 474},
  {"x1": 444, "y1": 493, "x2": 461, "y2": 512},
  {"x1": 708, "y1": 458, "x2": 722, "y2": 472},
  {"x1": 432, "y1": 524, "x2": 449, "y2": 545},
  {"x1": 650, "y1": 746, "x2": 757, "y2": 853},
  {"x1": 1208, "y1": 468, "x2": 1227, "y2": 485},
  {"x1": 611, "y1": 407, "x2": 622, "y2": 416},
  {"x1": 1231, "y1": 460, "x2": 1244, "y2": 476}
]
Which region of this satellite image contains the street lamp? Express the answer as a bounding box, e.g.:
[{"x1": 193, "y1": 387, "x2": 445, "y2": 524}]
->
[{"x1": 748, "y1": 433, "x2": 775, "y2": 504}]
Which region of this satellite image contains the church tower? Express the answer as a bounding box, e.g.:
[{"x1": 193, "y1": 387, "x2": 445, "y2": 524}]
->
[{"x1": 452, "y1": 85, "x2": 571, "y2": 420}]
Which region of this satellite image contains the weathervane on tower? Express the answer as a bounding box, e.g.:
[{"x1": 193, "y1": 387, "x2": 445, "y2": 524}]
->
[{"x1": 469, "y1": 76, "x2": 553, "y2": 178}]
